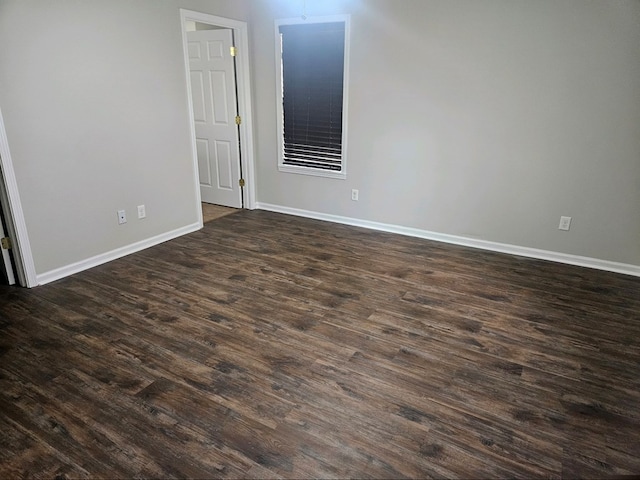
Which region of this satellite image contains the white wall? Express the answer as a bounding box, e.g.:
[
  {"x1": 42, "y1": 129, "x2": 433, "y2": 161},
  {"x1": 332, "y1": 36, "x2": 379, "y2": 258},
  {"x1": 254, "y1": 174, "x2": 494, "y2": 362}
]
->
[
  {"x1": 0, "y1": 0, "x2": 250, "y2": 278},
  {"x1": 251, "y1": 0, "x2": 640, "y2": 267},
  {"x1": 1, "y1": 0, "x2": 638, "y2": 281}
]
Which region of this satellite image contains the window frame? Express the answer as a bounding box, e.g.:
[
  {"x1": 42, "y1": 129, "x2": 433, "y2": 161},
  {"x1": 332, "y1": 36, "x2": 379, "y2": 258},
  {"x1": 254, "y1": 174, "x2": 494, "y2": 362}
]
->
[{"x1": 274, "y1": 15, "x2": 350, "y2": 180}]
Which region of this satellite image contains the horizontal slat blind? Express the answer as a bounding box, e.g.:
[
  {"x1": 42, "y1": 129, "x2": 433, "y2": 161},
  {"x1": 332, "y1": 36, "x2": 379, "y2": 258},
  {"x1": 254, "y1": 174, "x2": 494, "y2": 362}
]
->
[{"x1": 280, "y1": 22, "x2": 345, "y2": 171}]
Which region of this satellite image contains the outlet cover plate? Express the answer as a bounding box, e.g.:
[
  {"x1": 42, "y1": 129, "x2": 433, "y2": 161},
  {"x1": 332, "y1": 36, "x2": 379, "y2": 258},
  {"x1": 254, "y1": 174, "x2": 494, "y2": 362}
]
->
[{"x1": 559, "y1": 216, "x2": 571, "y2": 231}]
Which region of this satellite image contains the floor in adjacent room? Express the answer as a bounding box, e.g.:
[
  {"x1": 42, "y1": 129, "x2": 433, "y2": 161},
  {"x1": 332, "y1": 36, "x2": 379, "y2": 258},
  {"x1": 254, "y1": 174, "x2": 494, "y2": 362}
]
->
[
  {"x1": 1, "y1": 210, "x2": 639, "y2": 478},
  {"x1": 202, "y1": 202, "x2": 238, "y2": 223}
]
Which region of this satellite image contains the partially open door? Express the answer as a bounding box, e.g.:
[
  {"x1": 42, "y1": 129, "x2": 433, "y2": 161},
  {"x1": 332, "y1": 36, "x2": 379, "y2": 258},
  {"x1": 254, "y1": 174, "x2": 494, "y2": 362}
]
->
[
  {"x1": 187, "y1": 28, "x2": 243, "y2": 208},
  {"x1": 0, "y1": 106, "x2": 37, "y2": 287},
  {"x1": 0, "y1": 197, "x2": 16, "y2": 285}
]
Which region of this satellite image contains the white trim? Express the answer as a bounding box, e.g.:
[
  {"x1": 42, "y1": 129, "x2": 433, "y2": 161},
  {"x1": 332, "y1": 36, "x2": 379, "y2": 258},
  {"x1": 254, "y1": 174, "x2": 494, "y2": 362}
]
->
[
  {"x1": 36, "y1": 222, "x2": 201, "y2": 286},
  {"x1": 274, "y1": 15, "x2": 350, "y2": 180},
  {"x1": 256, "y1": 202, "x2": 640, "y2": 278},
  {"x1": 179, "y1": 10, "x2": 257, "y2": 210},
  {"x1": 278, "y1": 164, "x2": 347, "y2": 180},
  {"x1": 0, "y1": 106, "x2": 38, "y2": 287}
]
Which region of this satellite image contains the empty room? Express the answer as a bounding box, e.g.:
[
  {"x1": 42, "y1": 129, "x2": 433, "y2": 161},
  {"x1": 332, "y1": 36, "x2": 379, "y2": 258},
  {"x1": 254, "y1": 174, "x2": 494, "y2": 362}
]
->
[{"x1": 1, "y1": 0, "x2": 639, "y2": 478}]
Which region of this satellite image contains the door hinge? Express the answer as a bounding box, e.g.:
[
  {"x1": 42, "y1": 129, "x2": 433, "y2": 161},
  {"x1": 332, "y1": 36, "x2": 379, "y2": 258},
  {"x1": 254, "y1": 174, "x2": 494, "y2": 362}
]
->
[
  {"x1": 235, "y1": 115, "x2": 242, "y2": 125},
  {"x1": 1, "y1": 237, "x2": 11, "y2": 250},
  {"x1": 239, "y1": 178, "x2": 245, "y2": 187},
  {"x1": 230, "y1": 46, "x2": 237, "y2": 57}
]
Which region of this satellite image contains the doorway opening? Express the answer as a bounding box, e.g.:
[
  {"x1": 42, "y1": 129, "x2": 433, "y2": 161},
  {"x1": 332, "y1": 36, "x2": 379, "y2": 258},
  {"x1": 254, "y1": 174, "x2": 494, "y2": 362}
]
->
[
  {"x1": 0, "y1": 191, "x2": 18, "y2": 285},
  {"x1": 0, "y1": 109, "x2": 37, "y2": 288},
  {"x1": 179, "y1": 10, "x2": 256, "y2": 224}
]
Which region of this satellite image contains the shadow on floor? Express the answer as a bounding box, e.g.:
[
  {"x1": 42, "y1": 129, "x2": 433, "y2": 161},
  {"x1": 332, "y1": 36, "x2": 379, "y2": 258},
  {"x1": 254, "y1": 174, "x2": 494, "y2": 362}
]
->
[{"x1": 202, "y1": 203, "x2": 239, "y2": 223}]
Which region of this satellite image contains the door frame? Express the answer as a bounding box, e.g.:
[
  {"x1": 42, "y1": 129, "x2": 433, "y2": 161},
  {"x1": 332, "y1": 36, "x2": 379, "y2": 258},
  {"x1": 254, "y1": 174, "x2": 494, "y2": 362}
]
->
[
  {"x1": 0, "y1": 106, "x2": 37, "y2": 287},
  {"x1": 179, "y1": 10, "x2": 257, "y2": 213}
]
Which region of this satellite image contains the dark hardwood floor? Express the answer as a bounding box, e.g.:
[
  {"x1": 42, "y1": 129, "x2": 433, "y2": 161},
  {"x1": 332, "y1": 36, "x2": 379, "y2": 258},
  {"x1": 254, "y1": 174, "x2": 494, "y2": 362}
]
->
[{"x1": 1, "y1": 210, "x2": 639, "y2": 479}]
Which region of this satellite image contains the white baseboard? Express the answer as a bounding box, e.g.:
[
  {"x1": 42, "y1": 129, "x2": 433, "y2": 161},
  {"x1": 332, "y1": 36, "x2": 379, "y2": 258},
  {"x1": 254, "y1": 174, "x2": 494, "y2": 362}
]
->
[
  {"x1": 256, "y1": 203, "x2": 640, "y2": 278},
  {"x1": 36, "y1": 222, "x2": 202, "y2": 286}
]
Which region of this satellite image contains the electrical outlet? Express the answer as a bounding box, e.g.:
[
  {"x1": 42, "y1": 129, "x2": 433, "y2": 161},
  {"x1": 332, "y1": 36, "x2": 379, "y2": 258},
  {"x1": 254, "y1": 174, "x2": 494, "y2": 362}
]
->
[
  {"x1": 558, "y1": 216, "x2": 571, "y2": 231},
  {"x1": 137, "y1": 204, "x2": 146, "y2": 219},
  {"x1": 117, "y1": 210, "x2": 127, "y2": 225},
  {"x1": 351, "y1": 189, "x2": 359, "y2": 201}
]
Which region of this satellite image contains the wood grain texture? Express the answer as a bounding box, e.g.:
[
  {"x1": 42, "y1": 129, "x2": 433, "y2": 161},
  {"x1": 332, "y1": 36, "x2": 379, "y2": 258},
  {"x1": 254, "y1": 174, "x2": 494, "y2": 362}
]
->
[
  {"x1": 202, "y1": 203, "x2": 238, "y2": 223},
  {"x1": 1, "y1": 210, "x2": 639, "y2": 479}
]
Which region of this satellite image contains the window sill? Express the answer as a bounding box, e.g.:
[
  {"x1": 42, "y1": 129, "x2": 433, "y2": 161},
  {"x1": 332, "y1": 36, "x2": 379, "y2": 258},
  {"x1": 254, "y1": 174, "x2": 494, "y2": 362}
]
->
[{"x1": 278, "y1": 164, "x2": 346, "y2": 180}]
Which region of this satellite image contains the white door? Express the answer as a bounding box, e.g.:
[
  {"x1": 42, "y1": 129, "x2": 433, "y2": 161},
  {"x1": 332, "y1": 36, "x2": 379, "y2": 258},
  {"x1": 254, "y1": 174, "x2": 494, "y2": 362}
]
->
[
  {"x1": 187, "y1": 29, "x2": 242, "y2": 208},
  {"x1": 0, "y1": 216, "x2": 15, "y2": 285},
  {"x1": 0, "y1": 165, "x2": 16, "y2": 285}
]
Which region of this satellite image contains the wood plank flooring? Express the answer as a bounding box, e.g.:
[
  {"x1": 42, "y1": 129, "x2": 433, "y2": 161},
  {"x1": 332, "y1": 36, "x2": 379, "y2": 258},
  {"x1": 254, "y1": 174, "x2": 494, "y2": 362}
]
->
[
  {"x1": 1, "y1": 210, "x2": 639, "y2": 479},
  {"x1": 202, "y1": 203, "x2": 238, "y2": 223}
]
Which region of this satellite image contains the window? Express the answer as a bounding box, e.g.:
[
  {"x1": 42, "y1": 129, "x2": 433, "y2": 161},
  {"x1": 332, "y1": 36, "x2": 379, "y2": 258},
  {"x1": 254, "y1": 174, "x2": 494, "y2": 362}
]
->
[{"x1": 275, "y1": 16, "x2": 350, "y2": 179}]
